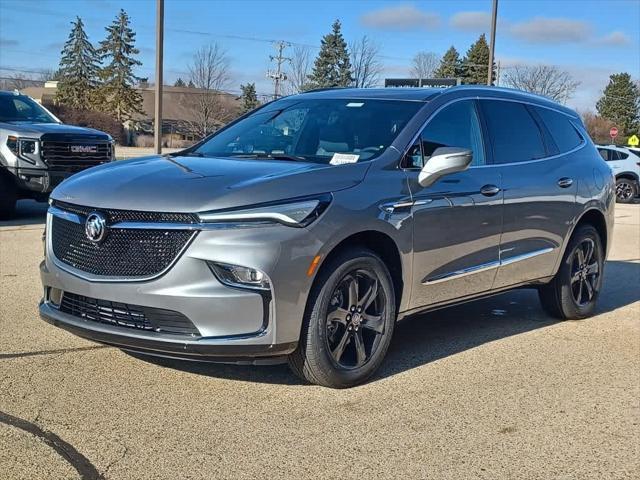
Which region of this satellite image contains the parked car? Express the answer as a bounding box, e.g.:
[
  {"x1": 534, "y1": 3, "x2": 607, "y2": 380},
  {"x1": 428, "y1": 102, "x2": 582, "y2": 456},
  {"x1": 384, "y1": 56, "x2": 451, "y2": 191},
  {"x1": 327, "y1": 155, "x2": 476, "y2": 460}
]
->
[
  {"x1": 596, "y1": 144, "x2": 640, "y2": 203},
  {"x1": 0, "y1": 90, "x2": 115, "y2": 218},
  {"x1": 39, "y1": 86, "x2": 614, "y2": 388}
]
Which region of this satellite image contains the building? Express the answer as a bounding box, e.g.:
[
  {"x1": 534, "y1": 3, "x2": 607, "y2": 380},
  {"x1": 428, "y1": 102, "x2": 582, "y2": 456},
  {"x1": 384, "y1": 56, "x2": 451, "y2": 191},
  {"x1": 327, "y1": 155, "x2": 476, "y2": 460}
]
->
[{"x1": 20, "y1": 83, "x2": 241, "y2": 146}]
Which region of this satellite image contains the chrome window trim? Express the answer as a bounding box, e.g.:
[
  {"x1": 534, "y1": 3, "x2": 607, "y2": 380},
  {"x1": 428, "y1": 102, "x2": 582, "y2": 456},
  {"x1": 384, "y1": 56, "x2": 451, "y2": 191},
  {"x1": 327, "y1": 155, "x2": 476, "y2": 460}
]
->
[
  {"x1": 422, "y1": 247, "x2": 555, "y2": 285},
  {"x1": 401, "y1": 95, "x2": 587, "y2": 171}
]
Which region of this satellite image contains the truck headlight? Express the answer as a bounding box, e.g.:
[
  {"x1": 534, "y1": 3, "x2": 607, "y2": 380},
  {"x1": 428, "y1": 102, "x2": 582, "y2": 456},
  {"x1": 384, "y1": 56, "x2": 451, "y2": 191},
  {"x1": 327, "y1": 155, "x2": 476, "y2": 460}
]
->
[
  {"x1": 207, "y1": 262, "x2": 271, "y2": 290},
  {"x1": 6, "y1": 136, "x2": 39, "y2": 164},
  {"x1": 197, "y1": 194, "x2": 331, "y2": 228}
]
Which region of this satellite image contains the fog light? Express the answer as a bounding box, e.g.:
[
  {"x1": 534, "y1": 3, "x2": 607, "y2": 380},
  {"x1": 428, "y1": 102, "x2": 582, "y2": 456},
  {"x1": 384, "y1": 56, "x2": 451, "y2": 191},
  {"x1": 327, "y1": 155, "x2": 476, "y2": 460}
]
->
[
  {"x1": 207, "y1": 262, "x2": 271, "y2": 291},
  {"x1": 21, "y1": 139, "x2": 37, "y2": 154}
]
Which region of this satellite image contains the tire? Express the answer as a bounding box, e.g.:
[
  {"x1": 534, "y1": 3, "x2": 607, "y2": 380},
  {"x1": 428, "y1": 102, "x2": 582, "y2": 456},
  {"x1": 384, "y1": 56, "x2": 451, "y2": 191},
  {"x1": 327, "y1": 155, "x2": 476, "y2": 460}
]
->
[
  {"x1": 0, "y1": 174, "x2": 17, "y2": 220},
  {"x1": 538, "y1": 225, "x2": 604, "y2": 320},
  {"x1": 615, "y1": 178, "x2": 637, "y2": 203},
  {"x1": 288, "y1": 248, "x2": 396, "y2": 388}
]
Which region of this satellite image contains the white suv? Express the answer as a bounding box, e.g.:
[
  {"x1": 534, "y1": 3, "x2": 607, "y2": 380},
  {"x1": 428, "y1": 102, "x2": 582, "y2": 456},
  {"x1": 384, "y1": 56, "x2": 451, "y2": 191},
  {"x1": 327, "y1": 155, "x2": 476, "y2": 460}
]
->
[{"x1": 596, "y1": 145, "x2": 640, "y2": 203}]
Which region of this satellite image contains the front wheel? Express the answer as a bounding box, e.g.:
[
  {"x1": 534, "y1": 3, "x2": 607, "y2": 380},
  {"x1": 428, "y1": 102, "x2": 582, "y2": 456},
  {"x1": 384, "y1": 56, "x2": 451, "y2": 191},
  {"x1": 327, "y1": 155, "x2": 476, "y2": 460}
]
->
[
  {"x1": 538, "y1": 225, "x2": 604, "y2": 319},
  {"x1": 288, "y1": 248, "x2": 396, "y2": 388},
  {"x1": 615, "y1": 178, "x2": 637, "y2": 203}
]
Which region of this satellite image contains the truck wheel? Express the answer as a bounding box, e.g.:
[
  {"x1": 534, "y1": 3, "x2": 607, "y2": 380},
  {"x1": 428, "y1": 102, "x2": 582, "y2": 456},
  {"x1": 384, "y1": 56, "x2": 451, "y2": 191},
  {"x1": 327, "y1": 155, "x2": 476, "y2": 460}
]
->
[
  {"x1": 538, "y1": 225, "x2": 604, "y2": 320},
  {"x1": 0, "y1": 175, "x2": 17, "y2": 220},
  {"x1": 288, "y1": 248, "x2": 396, "y2": 388},
  {"x1": 615, "y1": 178, "x2": 637, "y2": 203}
]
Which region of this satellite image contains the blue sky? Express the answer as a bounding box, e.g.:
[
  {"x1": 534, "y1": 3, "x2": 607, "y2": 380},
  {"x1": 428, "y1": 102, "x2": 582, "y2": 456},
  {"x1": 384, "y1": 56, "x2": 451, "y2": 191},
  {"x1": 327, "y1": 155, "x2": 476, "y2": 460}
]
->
[{"x1": 0, "y1": 0, "x2": 638, "y2": 111}]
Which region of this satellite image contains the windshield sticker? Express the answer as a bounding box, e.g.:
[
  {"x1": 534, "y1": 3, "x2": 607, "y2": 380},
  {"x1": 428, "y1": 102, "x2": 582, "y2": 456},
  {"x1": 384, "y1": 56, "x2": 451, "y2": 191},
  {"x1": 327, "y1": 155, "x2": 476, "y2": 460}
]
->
[
  {"x1": 346, "y1": 102, "x2": 364, "y2": 107},
  {"x1": 330, "y1": 153, "x2": 360, "y2": 165}
]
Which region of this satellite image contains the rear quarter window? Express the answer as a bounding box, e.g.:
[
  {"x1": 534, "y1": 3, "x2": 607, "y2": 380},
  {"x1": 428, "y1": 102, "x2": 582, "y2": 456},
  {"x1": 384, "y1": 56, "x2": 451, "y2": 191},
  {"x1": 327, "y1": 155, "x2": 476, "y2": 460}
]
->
[
  {"x1": 479, "y1": 99, "x2": 546, "y2": 164},
  {"x1": 534, "y1": 107, "x2": 583, "y2": 153}
]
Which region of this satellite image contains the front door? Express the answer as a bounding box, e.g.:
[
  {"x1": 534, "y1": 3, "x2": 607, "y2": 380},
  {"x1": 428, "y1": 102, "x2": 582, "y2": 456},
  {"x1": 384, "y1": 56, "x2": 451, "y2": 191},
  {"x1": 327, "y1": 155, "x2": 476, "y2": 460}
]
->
[{"x1": 406, "y1": 99, "x2": 504, "y2": 309}]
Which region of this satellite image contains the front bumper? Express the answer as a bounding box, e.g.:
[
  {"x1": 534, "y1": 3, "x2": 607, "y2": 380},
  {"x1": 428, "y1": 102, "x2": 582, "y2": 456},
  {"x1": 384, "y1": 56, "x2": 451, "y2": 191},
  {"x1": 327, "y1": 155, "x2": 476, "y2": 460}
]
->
[
  {"x1": 39, "y1": 301, "x2": 296, "y2": 363},
  {"x1": 40, "y1": 209, "x2": 324, "y2": 360}
]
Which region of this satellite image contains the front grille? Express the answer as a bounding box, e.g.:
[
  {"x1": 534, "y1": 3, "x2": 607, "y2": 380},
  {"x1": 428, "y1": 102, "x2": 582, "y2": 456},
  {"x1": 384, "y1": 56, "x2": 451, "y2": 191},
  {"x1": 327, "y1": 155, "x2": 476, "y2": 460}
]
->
[
  {"x1": 41, "y1": 138, "x2": 112, "y2": 174},
  {"x1": 52, "y1": 200, "x2": 198, "y2": 224},
  {"x1": 51, "y1": 215, "x2": 195, "y2": 277},
  {"x1": 59, "y1": 292, "x2": 200, "y2": 336}
]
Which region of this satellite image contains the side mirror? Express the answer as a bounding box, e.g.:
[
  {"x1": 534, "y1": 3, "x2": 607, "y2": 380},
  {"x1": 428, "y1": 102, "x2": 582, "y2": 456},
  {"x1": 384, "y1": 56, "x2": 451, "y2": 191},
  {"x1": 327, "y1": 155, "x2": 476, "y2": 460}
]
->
[{"x1": 418, "y1": 147, "x2": 473, "y2": 187}]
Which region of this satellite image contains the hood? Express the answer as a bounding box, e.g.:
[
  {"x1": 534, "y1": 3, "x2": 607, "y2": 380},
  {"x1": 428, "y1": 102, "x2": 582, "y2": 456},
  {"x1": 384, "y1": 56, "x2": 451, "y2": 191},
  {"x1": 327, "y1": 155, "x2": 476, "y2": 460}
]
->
[
  {"x1": 51, "y1": 155, "x2": 370, "y2": 213},
  {"x1": 0, "y1": 122, "x2": 110, "y2": 138}
]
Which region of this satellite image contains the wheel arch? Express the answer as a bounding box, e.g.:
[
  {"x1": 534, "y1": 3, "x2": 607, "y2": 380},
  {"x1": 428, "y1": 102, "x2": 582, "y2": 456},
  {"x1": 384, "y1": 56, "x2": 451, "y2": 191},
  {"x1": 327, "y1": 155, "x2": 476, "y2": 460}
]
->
[
  {"x1": 615, "y1": 171, "x2": 639, "y2": 182},
  {"x1": 311, "y1": 230, "x2": 404, "y2": 314}
]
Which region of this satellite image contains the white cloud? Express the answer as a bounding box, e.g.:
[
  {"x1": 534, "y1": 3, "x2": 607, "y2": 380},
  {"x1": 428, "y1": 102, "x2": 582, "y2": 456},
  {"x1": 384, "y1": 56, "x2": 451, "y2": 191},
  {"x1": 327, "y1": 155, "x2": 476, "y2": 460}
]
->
[
  {"x1": 450, "y1": 11, "x2": 492, "y2": 32},
  {"x1": 596, "y1": 31, "x2": 631, "y2": 46},
  {"x1": 360, "y1": 5, "x2": 440, "y2": 31},
  {"x1": 509, "y1": 17, "x2": 590, "y2": 44}
]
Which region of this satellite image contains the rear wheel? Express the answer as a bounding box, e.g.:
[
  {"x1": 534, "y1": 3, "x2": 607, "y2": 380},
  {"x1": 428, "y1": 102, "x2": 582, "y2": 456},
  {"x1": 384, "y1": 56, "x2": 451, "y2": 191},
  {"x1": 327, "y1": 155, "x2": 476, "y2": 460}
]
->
[
  {"x1": 538, "y1": 225, "x2": 604, "y2": 319},
  {"x1": 0, "y1": 174, "x2": 17, "y2": 220},
  {"x1": 288, "y1": 248, "x2": 396, "y2": 388},
  {"x1": 615, "y1": 178, "x2": 637, "y2": 203}
]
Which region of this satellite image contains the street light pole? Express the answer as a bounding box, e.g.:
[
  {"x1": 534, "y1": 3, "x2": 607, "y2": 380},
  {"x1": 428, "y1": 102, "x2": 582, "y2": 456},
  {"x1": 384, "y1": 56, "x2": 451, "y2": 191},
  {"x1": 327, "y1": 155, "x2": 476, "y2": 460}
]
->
[
  {"x1": 487, "y1": 0, "x2": 498, "y2": 86},
  {"x1": 154, "y1": 0, "x2": 164, "y2": 154}
]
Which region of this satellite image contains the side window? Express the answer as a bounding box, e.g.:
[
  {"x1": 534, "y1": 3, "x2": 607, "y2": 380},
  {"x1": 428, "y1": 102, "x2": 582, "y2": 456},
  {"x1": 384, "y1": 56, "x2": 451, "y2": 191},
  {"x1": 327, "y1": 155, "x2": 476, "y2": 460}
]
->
[
  {"x1": 598, "y1": 149, "x2": 609, "y2": 161},
  {"x1": 480, "y1": 100, "x2": 546, "y2": 164},
  {"x1": 610, "y1": 150, "x2": 621, "y2": 161},
  {"x1": 534, "y1": 107, "x2": 583, "y2": 153},
  {"x1": 618, "y1": 151, "x2": 629, "y2": 160},
  {"x1": 415, "y1": 100, "x2": 485, "y2": 168}
]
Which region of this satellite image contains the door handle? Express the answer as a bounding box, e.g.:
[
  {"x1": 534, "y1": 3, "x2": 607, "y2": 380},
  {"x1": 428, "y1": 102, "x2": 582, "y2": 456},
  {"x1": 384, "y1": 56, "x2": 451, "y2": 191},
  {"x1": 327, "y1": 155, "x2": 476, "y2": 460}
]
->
[
  {"x1": 557, "y1": 177, "x2": 574, "y2": 188},
  {"x1": 480, "y1": 184, "x2": 501, "y2": 197}
]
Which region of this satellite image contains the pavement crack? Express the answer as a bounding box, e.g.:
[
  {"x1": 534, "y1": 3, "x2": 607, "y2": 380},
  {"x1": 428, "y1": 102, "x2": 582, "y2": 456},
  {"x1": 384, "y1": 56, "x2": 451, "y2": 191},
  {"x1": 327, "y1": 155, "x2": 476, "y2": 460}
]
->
[
  {"x1": 0, "y1": 345, "x2": 110, "y2": 360},
  {"x1": 0, "y1": 410, "x2": 105, "y2": 480}
]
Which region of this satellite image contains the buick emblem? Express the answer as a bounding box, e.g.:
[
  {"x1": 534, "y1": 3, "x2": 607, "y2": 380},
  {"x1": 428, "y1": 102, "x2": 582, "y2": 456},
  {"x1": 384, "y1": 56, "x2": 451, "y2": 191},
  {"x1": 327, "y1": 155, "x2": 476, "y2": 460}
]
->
[{"x1": 85, "y1": 212, "x2": 107, "y2": 243}]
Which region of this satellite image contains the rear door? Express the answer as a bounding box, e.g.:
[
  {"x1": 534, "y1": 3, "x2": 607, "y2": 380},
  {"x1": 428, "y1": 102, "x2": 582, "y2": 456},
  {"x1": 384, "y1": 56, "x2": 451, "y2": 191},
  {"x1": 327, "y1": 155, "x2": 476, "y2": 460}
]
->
[
  {"x1": 479, "y1": 99, "x2": 581, "y2": 288},
  {"x1": 407, "y1": 99, "x2": 503, "y2": 308}
]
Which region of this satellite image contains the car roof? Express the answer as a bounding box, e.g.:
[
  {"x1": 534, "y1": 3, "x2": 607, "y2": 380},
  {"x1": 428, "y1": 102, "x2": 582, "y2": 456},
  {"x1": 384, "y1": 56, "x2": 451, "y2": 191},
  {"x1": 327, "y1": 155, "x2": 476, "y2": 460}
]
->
[
  {"x1": 291, "y1": 85, "x2": 579, "y2": 116},
  {"x1": 0, "y1": 90, "x2": 24, "y2": 97}
]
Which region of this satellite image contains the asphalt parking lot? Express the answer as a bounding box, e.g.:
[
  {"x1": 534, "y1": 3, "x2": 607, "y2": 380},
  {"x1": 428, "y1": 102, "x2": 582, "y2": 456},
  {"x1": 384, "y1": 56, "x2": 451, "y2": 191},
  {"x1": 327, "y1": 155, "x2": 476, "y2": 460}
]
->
[{"x1": 0, "y1": 200, "x2": 638, "y2": 480}]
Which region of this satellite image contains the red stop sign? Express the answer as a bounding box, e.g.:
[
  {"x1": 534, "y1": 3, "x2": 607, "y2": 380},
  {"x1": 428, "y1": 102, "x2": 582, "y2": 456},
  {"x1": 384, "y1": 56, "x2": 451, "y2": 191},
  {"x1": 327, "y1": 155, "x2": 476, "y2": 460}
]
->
[{"x1": 610, "y1": 127, "x2": 618, "y2": 138}]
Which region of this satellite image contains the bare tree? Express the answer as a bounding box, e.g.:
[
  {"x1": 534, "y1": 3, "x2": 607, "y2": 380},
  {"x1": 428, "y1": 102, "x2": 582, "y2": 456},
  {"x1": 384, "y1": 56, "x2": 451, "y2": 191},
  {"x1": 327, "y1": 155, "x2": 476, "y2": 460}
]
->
[
  {"x1": 410, "y1": 52, "x2": 439, "y2": 80},
  {"x1": 503, "y1": 64, "x2": 580, "y2": 104},
  {"x1": 350, "y1": 35, "x2": 383, "y2": 88},
  {"x1": 186, "y1": 43, "x2": 233, "y2": 137},
  {"x1": 284, "y1": 45, "x2": 312, "y2": 95}
]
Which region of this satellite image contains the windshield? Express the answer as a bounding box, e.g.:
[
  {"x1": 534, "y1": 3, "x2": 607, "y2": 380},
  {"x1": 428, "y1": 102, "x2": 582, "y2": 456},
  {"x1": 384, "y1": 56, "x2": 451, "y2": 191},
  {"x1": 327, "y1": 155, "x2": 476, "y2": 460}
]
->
[
  {"x1": 193, "y1": 99, "x2": 422, "y2": 163},
  {"x1": 0, "y1": 95, "x2": 57, "y2": 123}
]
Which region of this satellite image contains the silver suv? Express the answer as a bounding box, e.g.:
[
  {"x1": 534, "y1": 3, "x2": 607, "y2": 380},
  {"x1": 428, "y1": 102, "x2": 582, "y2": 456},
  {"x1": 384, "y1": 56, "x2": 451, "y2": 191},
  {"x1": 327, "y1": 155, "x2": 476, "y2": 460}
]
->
[
  {"x1": 39, "y1": 86, "x2": 615, "y2": 388},
  {"x1": 0, "y1": 91, "x2": 114, "y2": 218}
]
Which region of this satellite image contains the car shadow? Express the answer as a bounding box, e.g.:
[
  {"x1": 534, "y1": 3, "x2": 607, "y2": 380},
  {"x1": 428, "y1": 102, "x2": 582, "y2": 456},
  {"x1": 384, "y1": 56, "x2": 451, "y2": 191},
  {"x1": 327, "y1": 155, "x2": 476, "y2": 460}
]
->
[
  {"x1": 0, "y1": 200, "x2": 48, "y2": 228},
  {"x1": 130, "y1": 259, "x2": 639, "y2": 386}
]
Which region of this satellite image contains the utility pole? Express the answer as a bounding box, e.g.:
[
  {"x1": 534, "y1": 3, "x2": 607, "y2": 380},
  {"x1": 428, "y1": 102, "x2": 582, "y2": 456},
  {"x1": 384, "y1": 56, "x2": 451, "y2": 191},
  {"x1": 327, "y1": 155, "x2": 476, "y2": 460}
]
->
[
  {"x1": 267, "y1": 41, "x2": 291, "y2": 99},
  {"x1": 487, "y1": 0, "x2": 498, "y2": 86},
  {"x1": 154, "y1": 0, "x2": 164, "y2": 154}
]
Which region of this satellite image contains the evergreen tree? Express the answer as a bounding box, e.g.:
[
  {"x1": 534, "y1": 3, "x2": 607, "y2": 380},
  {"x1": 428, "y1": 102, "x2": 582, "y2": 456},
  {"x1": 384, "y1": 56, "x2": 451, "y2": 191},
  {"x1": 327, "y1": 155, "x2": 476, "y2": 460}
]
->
[
  {"x1": 239, "y1": 83, "x2": 259, "y2": 113},
  {"x1": 187, "y1": 80, "x2": 196, "y2": 88},
  {"x1": 461, "y1": 34, "x2": 495, "y2": 85},
  {"x1": 55, "y1": 17, "x2": 100, "y2": 108},
  {"x1": 307, "y1": 20, "x2": 352, "y2": 88},
  {"x1": 596, "y1": 73, "x2": 640, "y2": 135},
  {"x1": 174, "y1": 78, "x2": 186, "y2": 87},
  {"x1": 433, "y1": 46, "x2": 461, "y2": 79},
  {"x1": 96, "y1": 9, "x2": 144, "y2": 121}
]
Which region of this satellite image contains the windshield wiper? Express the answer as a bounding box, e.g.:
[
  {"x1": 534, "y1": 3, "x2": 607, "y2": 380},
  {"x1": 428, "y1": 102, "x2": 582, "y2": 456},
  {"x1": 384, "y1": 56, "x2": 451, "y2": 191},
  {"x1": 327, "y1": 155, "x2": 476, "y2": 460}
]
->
[{"x1": 229, "y1": 153, "x2": 307, "y2": 162}]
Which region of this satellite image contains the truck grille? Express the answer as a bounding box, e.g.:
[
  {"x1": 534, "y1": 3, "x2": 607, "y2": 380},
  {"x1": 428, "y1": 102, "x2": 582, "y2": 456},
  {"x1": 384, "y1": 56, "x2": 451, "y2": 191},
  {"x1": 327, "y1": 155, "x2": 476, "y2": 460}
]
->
[
  {"x1": 41, "y1": 134, "x2": 112, "y2": 174},
  {"x1": 59, "y1": 292, "x2": 200, "y2": 336},
  {"x1": 51, "y1": 215, "x2": 195, "y2": 278}
]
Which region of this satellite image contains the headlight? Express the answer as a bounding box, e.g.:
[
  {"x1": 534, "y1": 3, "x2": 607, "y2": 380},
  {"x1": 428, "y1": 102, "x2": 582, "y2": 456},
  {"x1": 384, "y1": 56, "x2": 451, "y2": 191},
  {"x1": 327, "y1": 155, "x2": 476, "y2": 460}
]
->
[
  {"x1": 207, "y1": 262, "x2": 271, "y2": 290},
  {"x1": 6, "y1": 136, "x2": 38, "y2": 164},
  {"x1": 198, "y1": 194, "x2": 331, "y2": 227}
]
